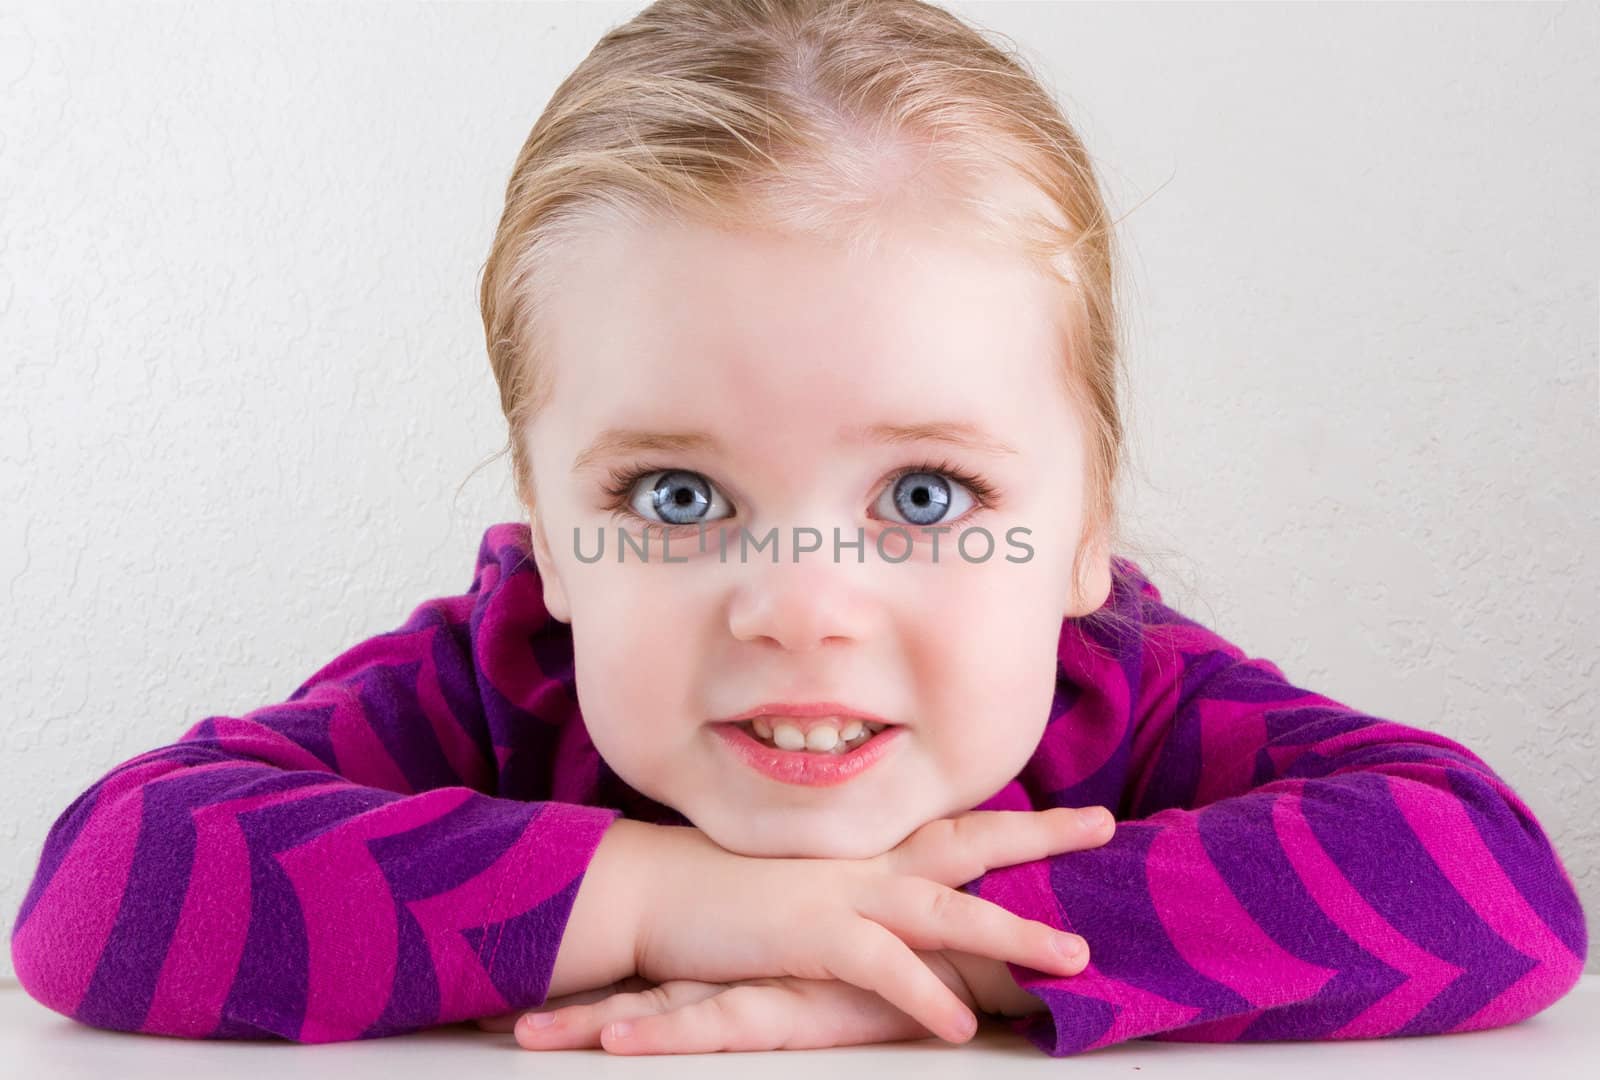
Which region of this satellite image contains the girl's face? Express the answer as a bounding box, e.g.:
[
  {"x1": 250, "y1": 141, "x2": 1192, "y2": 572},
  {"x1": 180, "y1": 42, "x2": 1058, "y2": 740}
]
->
[{"x1": 524, "y1": 212, "x2": 1111, "y2": 859}]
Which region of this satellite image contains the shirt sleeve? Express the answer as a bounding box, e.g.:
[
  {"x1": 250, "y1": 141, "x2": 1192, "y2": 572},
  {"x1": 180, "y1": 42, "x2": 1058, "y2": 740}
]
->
[
  {"x1": 962, "y1": 567, "x2": 1588, "y2": 1057},
  {"x1": 8, "y1": 524, "x2": 623, "y2": 1043}
]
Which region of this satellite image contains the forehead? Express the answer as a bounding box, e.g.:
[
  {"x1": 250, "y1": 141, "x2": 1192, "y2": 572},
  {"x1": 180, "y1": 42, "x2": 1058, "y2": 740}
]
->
[{"x1": 538, "y1": 216, "x2": 1069, "y2": 439}]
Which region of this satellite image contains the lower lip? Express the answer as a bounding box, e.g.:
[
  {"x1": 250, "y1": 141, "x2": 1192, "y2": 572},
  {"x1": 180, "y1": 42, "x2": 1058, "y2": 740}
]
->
[{"x1": 712, "y1": 722, "x2": 906, "y2": 787}]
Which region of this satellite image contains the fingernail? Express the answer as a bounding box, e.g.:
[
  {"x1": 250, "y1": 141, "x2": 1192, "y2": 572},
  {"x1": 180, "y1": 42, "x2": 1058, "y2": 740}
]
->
[
  {"x1": 1055, "y1": 933, "x2": 1084, "y2": 959},
  {"x1": 1078, "y1": 807, "x2": 1112, "y2": 831},
  {"x1": 525, "y1": 1012, "x2": 558, "y2": 1029},
  {"x1": 607, "y1": 1020, "x2": 633, "y2": 1040}
]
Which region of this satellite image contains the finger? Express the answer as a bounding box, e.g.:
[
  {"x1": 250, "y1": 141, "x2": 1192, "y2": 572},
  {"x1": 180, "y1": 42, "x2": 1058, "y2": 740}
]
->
[
  {"x1": 777, "y1": 978, "x2": 946, "y2": 1049},
  {"x1": 603, "y1": 980, "x2": 940, "y2": 1054},
  {"x1": 600, "y1": 983, "x2": 798, "y2": 1054},
  {"x1": 475, "y1": 1009, "x2": 522, "y2": 1033},
  {"x1": 787, "y1": 978, "x2": 953, "y2": 1048},
  {"x1": 514, "y1": 980, "x2": 722, "y2": 1050},
  {"x1": 483, "y1": 977, "x2": 659, "y2": 1036},
  {"x1": 810, "y1": 919, "x2": 980, "y2": 1045},
  {"x1": 857, "y1": 874, "x2": 1090, "y2": 978},
  {"x1": 883, "y1": 807, "x2": 1115, "y2": 887}
]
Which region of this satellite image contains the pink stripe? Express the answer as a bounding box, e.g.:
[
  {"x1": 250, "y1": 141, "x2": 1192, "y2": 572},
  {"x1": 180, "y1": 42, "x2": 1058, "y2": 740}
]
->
[
  {"x1": 1123, "y1": 624, "x2": 1259, "y2": 810},
  {"x1": 202, "y1": 715, "x2": 337, "y2": 773},
  {"x1": 472, "y1": 558, "x2": 502, "y2": 598},
  {"x1": 1146, "y1": 1011, "x2": 1258, "y2": 1042},
  {"x1": 1307, "y1": 721, "x2": 1481, "y2": 771},
  {"x1": 976, "y1": 850, "x2": 1202, "y2": 1052},
  {"x1": 480, "y1": 523, "x2": 520, "y2": 562},
  {"x1": 278, "y1": 787, "x2": 476, "y2": 1041},
  {"x1": 1192, "y1": 697, "x2": 1270, "y2": 804},
  {"x1": 145, "y1": 777, "x2": 352, "y2": 1035},
  {"x1": 1127, "y1": 643, "x2": 1186, "y2": 807},
  {"x1": 323, "y1": 689, "x2": 413, "y2": 794},
  {"x1": 1039, "y1": 626, "x2": 1135, "y2": 791},
  {"x1": 12, "y1": 763, "x2": 161, "y2": 1016},
  {"x1": 969, "y1": 852, "x2": 1062, "y2": 932},
  {"x1": 1054, "y1": 966, "x2": 1203, "y2": 1051},
  {"x1": 1271, "y1": 790, "x2": 1461, "y2": 1036},
  {"x1": 1146, "y1": 815, "x2": 1331, "y2": 1007},
  {"x1": 476, "y1": 570, "x2": 558, "y2": 712},
  {"x1": 1261, "y1": 742, "x2": 1301, "y2": 778},
  {"x1": 411, "y1": 802, "x2": 619, "y2": 1023},
  {"x1": 1385, "y1": 773, "x2": 1583, "y2": 1031}
]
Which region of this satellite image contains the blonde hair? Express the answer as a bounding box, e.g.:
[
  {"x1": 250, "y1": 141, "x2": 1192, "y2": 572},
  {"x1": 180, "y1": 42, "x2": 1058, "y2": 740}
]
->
[{"x1": 477, "y1": 0, "x2": 1145, "y2": 643}]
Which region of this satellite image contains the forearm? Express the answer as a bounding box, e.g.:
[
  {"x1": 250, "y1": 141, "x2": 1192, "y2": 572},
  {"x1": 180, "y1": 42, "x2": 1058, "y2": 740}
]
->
[{"x1": 546, "y1": 818, "x2": 662, "y2": 1000}]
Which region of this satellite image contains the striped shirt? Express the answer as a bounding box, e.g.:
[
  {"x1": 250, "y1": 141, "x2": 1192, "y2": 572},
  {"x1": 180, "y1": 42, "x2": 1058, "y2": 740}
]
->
[{"x1": 9, "y1": 521, "x2": 1587, "y2": 1054}]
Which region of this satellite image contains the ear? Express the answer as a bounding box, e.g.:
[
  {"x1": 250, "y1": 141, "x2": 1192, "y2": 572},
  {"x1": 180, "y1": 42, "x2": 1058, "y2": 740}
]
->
[
  {"x1": 527, "y1": 511, "x2": 573, "y2": 624},
  {"x1": 1066, "y1": 528, "x2": 1113, "y2": 617}
]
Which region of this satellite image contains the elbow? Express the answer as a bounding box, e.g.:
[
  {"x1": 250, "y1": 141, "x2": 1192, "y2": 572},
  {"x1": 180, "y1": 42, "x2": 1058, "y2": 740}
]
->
[
  {"x1": 10, "y1": 780, "x2": 123, "y2": 1027},
  {"x1": 1436, "y1": 765, "x2": 1589, "y2": 1016},
  {"x1": 11, "y1": 792, "x2": 182, "y2": 1036},
  {"x1": 10, "y1": 758, "x2": 203, "y2": 1037}
]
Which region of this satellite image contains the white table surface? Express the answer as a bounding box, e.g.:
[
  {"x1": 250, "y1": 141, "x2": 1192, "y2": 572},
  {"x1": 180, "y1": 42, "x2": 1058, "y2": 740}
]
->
[{"x1": 4, "y1": 975, "x2": 1596, "y2": 1078}]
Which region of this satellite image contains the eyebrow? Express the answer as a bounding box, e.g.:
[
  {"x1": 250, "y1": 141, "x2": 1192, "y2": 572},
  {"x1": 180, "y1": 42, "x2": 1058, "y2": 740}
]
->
[{"x1": 572, "y1": 420, "x2": 1019, "y2": 472}]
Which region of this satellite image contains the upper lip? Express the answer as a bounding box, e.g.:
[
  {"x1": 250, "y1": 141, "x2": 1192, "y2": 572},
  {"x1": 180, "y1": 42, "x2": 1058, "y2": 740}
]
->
[{"x1": 716, "y1": 701, "x2": 894, "y2": 732}]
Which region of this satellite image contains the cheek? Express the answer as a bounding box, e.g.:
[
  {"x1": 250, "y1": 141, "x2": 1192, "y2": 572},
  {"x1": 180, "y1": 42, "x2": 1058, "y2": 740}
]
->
[
  {"x1": 926, "y1": 586, "x2": 1061, "y2": 744},
  {"x1": 570, "y1": 588, "x2": 703, "y2": 726}
]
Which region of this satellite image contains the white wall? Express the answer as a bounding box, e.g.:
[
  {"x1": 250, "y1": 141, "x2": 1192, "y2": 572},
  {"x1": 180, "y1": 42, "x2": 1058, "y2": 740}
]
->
[{"x1": 2, "y1": 0, "x2": 1595, "y2": 979}]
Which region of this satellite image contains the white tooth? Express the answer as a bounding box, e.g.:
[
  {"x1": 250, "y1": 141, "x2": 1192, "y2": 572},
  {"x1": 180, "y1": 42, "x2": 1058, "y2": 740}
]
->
[
  {"x1": 752, "y1": 716, "x2": 773, "y2": 740},
  {"x1": 771, "y1": 723, "x2": 807, "y2": 751},
  {"x1": 839, "y1": 719, "x2": 864, "y2": 740},
  {"x1": 805, "y1": 726, "x2": 840, "y2": 752}
]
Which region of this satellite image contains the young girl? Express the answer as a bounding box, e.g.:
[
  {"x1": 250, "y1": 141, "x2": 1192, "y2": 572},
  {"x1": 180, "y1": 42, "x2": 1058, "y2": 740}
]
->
[{"x1": 10, "y1": 0, "x2": 1586, "y2": 1059}]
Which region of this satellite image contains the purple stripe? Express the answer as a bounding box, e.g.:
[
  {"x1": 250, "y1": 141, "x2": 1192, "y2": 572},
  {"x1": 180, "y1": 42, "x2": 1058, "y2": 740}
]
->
[
  {"x1": 1131, "y1": 674, "x2": 1208, "y2": 813},
  {"x1": 1300, "y1": 772, "x2": 1535, "y2": 1033},
  {"x1": 1038, "y1": 742, "x2": 1133, "y2": 822},
  {"x1": 354, "y1": 657, "x2": 463, "y2": 793},
  {"x1": 1258, "y1": 710, "x2": 1394, "y2": 784},
  {"x1": 366, "y1": 793, "x2": 538, "y2": 900},
  {"x1": 1195, "y1": 789, "x2": 1405, "y2": 1040},
  {"x1": 228, "y1": 703, "x2": 340, "y2": 774},
  {"x1": 460, "y1": 874, "x2": 582, "y2": 1006},
  {"x1": 1196, "y1": 660, "x2": 1309, "y2": 706},
  {"x1": 1447, "y1": 768, "x2": 1588, "y2": 962},
  {"x1": 13, "y1": 781, "x2": 103, "y2": 936},
  {"x1": 361, "y1": 904, "x2": 438, "y2": 1037},
  {"x1": 1048, "y1": 822, "x2": 1248, "y2": 1020},
  {"x1": 432, "y1": 617, "x2": 494, "y2": 768},
  {"x1": 218, "y1": 787, "x2": 403, "y2": 1039},
  {"x1": 74, "y1": 766, "x2": 269, "y2": 1032},
  {"x1": 1132, "y1": 650, "x2": 1244, "y2": 815}
]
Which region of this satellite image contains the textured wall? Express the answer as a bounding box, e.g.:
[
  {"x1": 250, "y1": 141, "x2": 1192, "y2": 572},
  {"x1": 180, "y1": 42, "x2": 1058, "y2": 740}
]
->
[{"x1": 2, "y1": 0, "x2": 1595, "y2": 984}]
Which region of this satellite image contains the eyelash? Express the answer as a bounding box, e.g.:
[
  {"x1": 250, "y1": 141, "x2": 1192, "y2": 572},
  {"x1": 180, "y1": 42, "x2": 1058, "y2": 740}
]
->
[{"x1": 599, "y1": 456, "x2": 1002, "y2": 534}]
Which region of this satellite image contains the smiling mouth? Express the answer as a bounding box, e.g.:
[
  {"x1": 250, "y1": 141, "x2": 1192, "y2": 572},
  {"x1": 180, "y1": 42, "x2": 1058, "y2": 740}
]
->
[{"x1": 727, "y1": 718, "x2": 891, "y2": 755}]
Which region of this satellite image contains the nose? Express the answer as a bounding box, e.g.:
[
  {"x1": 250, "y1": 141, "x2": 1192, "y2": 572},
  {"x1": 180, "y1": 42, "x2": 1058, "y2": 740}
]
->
[{"x1": 726, "y1": 558, "x2": 884, "y2": 652}]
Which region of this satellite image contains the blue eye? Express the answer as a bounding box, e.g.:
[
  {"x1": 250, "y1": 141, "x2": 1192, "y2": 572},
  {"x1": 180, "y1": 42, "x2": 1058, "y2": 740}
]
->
[
  {"x1": 618, "y1": 469, "x2": 732, "y2": 531},
  {"x1": 653, "y1": 472, "x2": 711, "y2": 522},
  {"x1": 877, "y1": 470, "x2": 971, "y2": 528}
]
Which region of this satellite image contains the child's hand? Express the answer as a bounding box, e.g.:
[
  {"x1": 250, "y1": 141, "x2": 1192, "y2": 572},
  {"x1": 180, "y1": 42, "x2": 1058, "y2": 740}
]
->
[
  {"x1": 481, "y1": 950, "x2": 987, "y2": 1053},
  {"x1": 632, "y1": 806, "x2": 1112, "y2": 1043}
]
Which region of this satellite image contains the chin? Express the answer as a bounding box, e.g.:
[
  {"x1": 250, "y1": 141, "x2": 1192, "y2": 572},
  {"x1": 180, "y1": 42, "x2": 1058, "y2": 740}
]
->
[{"x1": 702, "y1": 820, "x2": 900, "y2": 861}]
